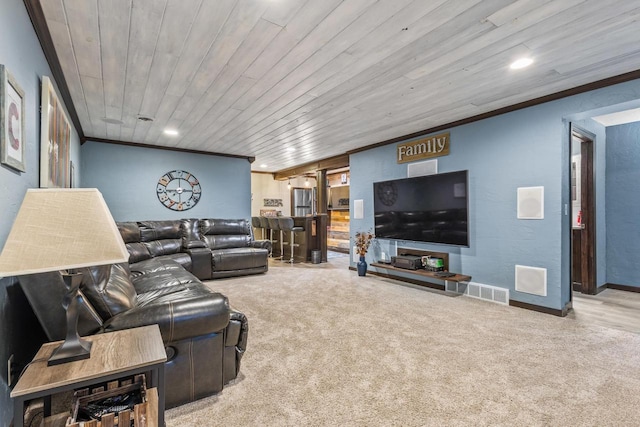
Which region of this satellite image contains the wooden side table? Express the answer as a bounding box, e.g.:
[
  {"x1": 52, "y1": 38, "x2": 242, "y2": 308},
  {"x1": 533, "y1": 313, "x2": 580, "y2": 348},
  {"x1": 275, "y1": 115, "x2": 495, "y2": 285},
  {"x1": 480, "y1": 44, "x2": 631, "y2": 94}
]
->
[{"x1": 11, "y1": 325, "x2": 166, "y2": 427}]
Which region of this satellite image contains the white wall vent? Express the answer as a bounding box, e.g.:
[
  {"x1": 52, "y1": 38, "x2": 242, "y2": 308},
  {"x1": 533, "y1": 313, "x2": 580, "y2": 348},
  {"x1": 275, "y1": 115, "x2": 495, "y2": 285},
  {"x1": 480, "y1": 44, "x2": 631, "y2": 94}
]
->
[
  {"x1": 467, "y1": 283, "x2": 481, "y2": 298},
  {"x1": 448, "y1": 281, "x2": 509, "y2": 305},
  {"x1": 407, "y1": 159, "x2": 437, "y2": 178},
  {"x1": 515, "y1": 265, "x2": 547, "y2": 296}
]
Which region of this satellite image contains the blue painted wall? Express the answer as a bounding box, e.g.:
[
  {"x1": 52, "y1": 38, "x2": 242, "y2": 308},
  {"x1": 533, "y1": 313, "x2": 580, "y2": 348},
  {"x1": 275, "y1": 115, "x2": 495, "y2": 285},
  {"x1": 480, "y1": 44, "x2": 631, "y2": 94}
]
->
[
  {"x1": 606, "y1": 122, "x2": 640, "y2": 288},
  {"x1": 0, "y1": 0, "x2": 81, "y2": 423},
  {"x1": 350, "y1": 79, "x2": 640, "y2": 311},
  {"x1": 81, "y1": 141, "x2": 252, "y2": 221}
]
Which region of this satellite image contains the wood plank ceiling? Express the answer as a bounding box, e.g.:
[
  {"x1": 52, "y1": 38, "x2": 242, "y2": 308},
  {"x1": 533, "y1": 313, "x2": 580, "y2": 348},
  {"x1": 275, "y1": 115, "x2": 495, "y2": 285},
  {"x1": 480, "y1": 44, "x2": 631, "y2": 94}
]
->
[{"x1": 37, "y1": 0, "x2": 640, "y2": 172}]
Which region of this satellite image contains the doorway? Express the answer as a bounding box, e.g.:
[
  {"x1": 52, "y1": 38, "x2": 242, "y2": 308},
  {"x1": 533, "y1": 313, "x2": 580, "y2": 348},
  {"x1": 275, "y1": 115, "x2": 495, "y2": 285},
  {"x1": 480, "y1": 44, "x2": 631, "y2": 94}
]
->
[
  {"x1": 570, "y1": 126, "x2": 597, "y2": 295},
  {"x1": 327, "y1": 168, "x2": 350, "y2": 253}
]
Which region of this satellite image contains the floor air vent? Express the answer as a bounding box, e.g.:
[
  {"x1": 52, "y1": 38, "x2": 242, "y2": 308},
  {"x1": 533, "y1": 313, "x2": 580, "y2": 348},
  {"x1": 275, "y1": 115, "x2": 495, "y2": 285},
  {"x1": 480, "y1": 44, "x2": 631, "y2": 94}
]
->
[{"x1": 447, "y1": 281, "x2": 509, "y2": 305}]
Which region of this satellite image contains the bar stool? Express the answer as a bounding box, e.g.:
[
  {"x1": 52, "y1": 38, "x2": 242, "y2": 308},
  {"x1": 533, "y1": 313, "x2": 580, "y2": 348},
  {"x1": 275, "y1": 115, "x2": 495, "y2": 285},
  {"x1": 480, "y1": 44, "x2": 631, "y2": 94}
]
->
[
  {"x1": 278, "y1": 217, "x2": 304, "y2": 263},
  {"x1": 251, "y1": 216, "x2": 264, "y2": 240},
  {"x1": 267, "y1": 217, "x2": 281, "y2": 259},
  {"x1": 259, "y1": 217, "x2": 271, "y2": 254}
]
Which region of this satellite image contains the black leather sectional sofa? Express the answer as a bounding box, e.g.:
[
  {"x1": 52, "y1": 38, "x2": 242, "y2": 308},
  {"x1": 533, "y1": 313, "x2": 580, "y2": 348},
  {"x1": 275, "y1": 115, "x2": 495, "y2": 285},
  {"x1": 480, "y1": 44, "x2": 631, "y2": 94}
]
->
[
  {"x1": 19, "y1": 218, "x2": 270, "y2": 408},
  {"x1": 119, "y1": 218, "x2": 271, "y2": 280}
]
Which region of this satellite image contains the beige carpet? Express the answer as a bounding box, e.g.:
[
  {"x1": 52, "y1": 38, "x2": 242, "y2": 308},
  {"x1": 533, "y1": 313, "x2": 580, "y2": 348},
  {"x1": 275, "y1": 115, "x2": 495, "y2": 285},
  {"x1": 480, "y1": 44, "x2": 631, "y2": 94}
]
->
[{"x1": 167, "y1": 256, "x2": 640, "y2": 426}]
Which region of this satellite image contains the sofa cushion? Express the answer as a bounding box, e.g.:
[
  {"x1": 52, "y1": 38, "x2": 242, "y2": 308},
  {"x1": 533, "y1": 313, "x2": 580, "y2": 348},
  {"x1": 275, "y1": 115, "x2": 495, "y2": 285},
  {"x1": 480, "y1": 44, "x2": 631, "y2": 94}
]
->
[
  {"x1": 144, "y1": 238, "x2": 183, "y2": 257},
  {"x1": 200, "y1": 218, "x2": 251, "y2": 236},
  {"x1": 130, "y1": 257, "x2": 185, "y2": 275},
  {"x1": 116, "y1": 222, "x2": 152, "y2": 263},
  {"x1": 103, "y1": 292, "x2": 230, "y2": 343},
  {"x1": 181, "y1": 218, "x2": 207, "y2": 249},
  {"x1": 130, "y1": 254, "x2": 192, "y2": 278},
  {"x1": 126, "y1": 242, "x2": 152, "y2": 264},
  {"x1": 80, "y1": 263, "x2": 137, "y2": 321},
  {"x1": 199, "y1": 219, "x2": 253, "y2": 250},
  {"x1": 135, "y1": 283, "x2": 202, "y2": 306},
  {"x1": 136, "y1": 220, "x2": 185, "y2": 257},
  {"x1": 132, "y1": 266, "x2": 201, "y2": 295},
  {"x1": 139, "y1": 220, "x2": 182, "y2": 241},
  {"x1": 118, "y1": 222, "x2": 141, "y2": 243},
  {"x1": 211, "y1": 247, "x2": 268, "y2": 271},
  {"x1": 203, "y1": 234, "x2": 251, "y2": 250}
]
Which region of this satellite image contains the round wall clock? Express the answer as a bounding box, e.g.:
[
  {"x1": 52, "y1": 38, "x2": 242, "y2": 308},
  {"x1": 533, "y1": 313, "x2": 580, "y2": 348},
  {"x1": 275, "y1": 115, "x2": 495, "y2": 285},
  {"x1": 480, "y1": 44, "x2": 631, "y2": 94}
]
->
[{"x1": 156, "y1": 170, "x2": 202, "y2": 211}]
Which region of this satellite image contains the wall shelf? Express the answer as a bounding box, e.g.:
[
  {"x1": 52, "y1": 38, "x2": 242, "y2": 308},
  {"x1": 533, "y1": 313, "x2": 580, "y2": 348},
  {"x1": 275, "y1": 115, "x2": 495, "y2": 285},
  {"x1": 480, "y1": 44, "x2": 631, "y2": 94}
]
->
[{"x1": 371, "y1": 263, "x2": 471, "y2": 284}]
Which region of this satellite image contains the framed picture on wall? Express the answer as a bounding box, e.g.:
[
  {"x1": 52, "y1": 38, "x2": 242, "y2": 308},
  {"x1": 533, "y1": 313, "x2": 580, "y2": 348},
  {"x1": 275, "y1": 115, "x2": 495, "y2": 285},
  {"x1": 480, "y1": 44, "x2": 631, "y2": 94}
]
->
[
  {"x1": 40, "y1": 76, "x2": 71, "y2": 188},
  {"x1": 1, "y1": 64, "x2": 26, "y2": 172}
]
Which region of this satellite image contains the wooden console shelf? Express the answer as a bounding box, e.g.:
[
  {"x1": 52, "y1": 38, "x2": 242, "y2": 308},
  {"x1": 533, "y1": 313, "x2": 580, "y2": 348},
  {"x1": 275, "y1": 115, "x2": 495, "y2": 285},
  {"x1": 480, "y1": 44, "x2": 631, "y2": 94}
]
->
[{"x1": 371, "y1": 263, "x2": 471, "y2": 285}]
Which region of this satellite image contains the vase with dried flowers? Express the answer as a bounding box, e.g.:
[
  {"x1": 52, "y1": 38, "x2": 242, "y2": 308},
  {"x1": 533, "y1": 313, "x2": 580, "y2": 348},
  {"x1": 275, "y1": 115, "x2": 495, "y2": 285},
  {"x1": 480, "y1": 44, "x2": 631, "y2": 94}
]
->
[{"x1": 354, "y1": 230, "x2": 375, "y2": 276}]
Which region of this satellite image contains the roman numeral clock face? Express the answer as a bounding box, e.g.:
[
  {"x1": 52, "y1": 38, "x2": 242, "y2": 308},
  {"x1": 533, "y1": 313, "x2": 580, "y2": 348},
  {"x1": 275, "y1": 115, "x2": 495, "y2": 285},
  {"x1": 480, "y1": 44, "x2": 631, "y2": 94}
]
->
[{"x1": 156, "y1": 170, "x2": 202, "y2": 211}]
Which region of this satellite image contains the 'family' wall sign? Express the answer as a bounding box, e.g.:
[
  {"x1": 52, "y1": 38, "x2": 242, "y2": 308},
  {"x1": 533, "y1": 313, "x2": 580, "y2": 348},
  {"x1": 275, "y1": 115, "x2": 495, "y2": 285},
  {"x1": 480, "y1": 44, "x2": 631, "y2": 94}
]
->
[{"x1": 397, "y1": 132, "x2": 450, "y2": 164}]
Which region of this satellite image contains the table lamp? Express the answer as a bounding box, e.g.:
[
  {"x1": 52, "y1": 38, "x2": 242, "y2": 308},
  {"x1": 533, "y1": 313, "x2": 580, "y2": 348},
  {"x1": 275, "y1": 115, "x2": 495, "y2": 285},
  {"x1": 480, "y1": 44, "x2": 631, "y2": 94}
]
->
[{"x1": 0, "y1": 188, "x2": 129, "y2": 365}]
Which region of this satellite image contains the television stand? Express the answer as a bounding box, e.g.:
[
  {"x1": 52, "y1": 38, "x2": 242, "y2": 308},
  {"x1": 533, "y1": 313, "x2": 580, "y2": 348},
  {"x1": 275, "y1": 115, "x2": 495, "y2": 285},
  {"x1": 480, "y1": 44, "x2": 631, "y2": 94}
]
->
[
  {"x1": 371, "y1": 247, "x2": 470, "y2": 290},
  {"x1": 370, "y1": 262, "x2": 471, "y2": 287}
]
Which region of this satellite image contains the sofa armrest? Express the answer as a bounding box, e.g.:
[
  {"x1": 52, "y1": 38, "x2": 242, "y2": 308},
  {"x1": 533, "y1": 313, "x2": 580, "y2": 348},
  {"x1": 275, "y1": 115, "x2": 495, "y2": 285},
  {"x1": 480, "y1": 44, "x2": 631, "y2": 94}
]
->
[
  {"x1": 223, "y1": 309, "x2": 249, "y2": 384},
  {"x1": 227, "y1": 309, "x2": 248, "y2": 350},
  {"x1": 187, "y1": 247, "x2": 212, "y2": 280},
  {"x1": 103, "y1": 293, "x2": 230, "y2": 343},
  {"x1": 251, "y1": 239, "x2": 272, "y2": 252}
]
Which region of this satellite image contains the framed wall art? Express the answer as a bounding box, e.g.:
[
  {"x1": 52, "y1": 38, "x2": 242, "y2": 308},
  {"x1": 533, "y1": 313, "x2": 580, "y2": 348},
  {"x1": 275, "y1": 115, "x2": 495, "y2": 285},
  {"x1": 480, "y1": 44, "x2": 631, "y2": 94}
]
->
[
  {"x1": 1, "y1": 64, "x2": 26, "y2": 172},
  {"x1": 40, "y1": 76, "x2": 71, "y2": 188},
  {"x1": 263, "y1": 198, "x2": 283, "y2": 207}
]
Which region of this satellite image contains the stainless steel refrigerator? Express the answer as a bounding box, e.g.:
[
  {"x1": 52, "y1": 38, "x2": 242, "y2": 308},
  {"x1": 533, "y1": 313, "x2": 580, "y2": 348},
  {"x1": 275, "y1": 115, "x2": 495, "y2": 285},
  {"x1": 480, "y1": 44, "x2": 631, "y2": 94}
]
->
[{"x1": 293, "y1": 188, "x2": 313, "y2": 216}]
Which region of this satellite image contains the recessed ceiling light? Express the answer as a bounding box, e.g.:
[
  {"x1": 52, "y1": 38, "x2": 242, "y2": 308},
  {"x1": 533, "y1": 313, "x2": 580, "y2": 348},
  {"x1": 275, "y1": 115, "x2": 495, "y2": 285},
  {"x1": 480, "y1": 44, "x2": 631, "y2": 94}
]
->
[
  {"x1": 286, "y1": 147, "x2": 296, "y2": 152},
  {"x1": 260, "y1": 164, "x2": 268, "y2": 168},
  {"x1": 164, "y1": 129, "x2": 179, "y2": 136},
  {"x1": 510, "y1": 57, "x2": 533, "y2": 70}
]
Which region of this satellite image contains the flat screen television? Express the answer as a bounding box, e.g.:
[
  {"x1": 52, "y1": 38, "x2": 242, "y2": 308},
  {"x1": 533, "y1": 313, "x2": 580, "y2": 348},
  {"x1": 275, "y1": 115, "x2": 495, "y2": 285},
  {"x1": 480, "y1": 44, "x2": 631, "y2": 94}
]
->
[{"x1": 373, "y1": 170, "x2": 469, "y2": 246}]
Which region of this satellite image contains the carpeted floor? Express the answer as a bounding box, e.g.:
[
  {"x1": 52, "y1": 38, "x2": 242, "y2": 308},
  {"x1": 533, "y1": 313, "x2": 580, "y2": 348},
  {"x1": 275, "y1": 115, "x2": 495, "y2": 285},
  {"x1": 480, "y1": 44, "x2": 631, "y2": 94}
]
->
[{"x1": 166, "y1": 257, "x2": 640, "y2": 426}]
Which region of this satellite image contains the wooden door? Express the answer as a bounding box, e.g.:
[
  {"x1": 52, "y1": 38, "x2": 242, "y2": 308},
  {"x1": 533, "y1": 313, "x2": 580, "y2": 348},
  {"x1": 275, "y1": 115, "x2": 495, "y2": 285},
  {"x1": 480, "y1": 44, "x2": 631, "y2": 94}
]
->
[{"x1": 570, "y1": 127, "x2": 596, "y2": 294}]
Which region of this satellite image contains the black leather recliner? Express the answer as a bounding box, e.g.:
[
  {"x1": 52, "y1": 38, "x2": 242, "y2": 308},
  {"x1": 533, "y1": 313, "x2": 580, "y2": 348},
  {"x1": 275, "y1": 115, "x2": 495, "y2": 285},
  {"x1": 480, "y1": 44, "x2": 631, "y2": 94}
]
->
[
  {"x1": 199, "y1": 218, "x2": 271, "y2": 278},
  {"x1": 20, "y1": 259, "x2": 248, "y2": 409}
]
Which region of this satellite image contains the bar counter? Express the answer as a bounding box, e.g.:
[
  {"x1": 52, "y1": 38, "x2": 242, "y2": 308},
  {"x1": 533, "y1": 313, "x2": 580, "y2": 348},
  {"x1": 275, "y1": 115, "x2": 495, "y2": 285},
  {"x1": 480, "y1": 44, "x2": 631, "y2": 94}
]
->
[{"x1": 274, "y1": 214, "x2": 327, "y2": 263}]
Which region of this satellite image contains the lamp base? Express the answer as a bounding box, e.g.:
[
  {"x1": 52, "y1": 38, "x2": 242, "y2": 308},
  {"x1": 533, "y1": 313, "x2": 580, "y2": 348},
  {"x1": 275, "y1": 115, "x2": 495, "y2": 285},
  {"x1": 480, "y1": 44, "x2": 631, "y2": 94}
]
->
[
  {"x1": 48, "y1": 337, "x2": 92, "y2": 366},
  {"x1": 47, "y1": 272, "x2": 93, "y2": 366}
]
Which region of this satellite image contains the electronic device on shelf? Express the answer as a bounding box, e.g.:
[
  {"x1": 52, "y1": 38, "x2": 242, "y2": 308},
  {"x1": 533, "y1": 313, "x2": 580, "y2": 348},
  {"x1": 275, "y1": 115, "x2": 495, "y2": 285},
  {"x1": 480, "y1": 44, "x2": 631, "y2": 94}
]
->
[
  {"x1": 391, "y1": 255, "x2": 422, "y2": 270},
  {"x1": 422, "y1": 256, "x2": 444, "y2": 271}
]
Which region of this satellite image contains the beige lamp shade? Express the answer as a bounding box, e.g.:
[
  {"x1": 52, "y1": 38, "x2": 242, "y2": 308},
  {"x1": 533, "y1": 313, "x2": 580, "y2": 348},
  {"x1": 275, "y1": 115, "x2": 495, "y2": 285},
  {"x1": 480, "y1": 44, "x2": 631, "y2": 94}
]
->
[{"x1": 0, "y1": 188, "x2": 129, "y2": 277}]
